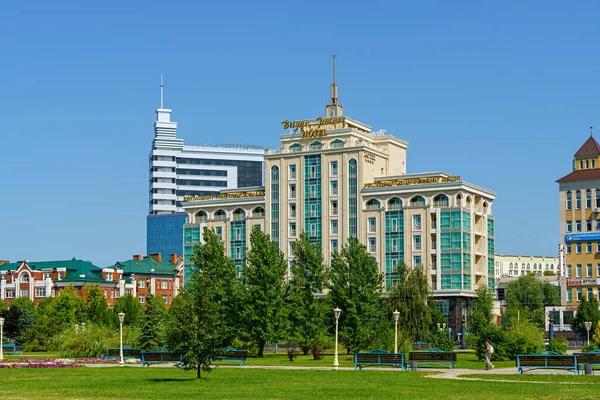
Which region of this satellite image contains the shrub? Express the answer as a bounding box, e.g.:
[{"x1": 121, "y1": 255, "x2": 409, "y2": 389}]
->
[
  {"x1": 287, "y1": 347, "x2": 298, "y2": 361},
  {"x1": 547, "y1": 337, "x2": 568, "y2": 354},
  {"x1": 430, "y1": 331, "x2": 455, "y2": 351},
  {"x1": 23, "y1": 339, "x2": 46, "y2": 352}
]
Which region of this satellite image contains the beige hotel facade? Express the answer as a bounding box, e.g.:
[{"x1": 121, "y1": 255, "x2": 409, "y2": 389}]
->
[{"x1": 181, "y1": 79, "x2": 496, "y2": 332}]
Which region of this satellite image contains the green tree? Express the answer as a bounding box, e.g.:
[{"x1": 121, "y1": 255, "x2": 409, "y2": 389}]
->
[
  {"x1": 138, "y1": 292, "x2": 168, "y2": 351},
  {"x1": 326, "y1": 237, "x2": 383, "y2": 353},
  {"x1": 0, "y1": 299, "x2": 7, "y2": 316},
  {"x1": 383, "y1": 263, "x2": 431, "y2": 341},
  {"x1": 113, "y1": 293, "x2": 144, "y2": 328},
  {"x1": 167, "y1": 228, "x2": 241, "y2": 378},
  {"x1": 85, "y1": 285, "x2": 113, "y2": 327},
  {"x1": 571, "y1": 294, "x2": 600, "y2": 340},
  {"x1": 286, "y1": 232, "x2": 327, "y2": 356},
  {"x1": 505, "y1": 275, "x2": 559, "y2": 327},
  {"x1": 51, "y1": 286, "x2": 87, "y2": 329},
  {"x1": 242, "y1": 227, "x2": 288, "y2": 357},
  {"x1": 469, "y1": 286, "x2": 495, "y2": 337}
]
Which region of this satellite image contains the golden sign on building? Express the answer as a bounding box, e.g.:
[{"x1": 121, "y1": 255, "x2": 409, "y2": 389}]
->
[
  {"x1": 183, "y1": 191, "x2": 265, "y2": 202},
  {"x1": 363, "y1": 176, "x2": 461, "y2": 188},
  {"x1": 281, "y1": 116, "x2": 346, "y2": 138}
]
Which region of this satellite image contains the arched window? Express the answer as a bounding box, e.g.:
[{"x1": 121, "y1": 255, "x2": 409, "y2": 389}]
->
[
  {"x1": 510, "y1": 262, "x2": 513, "y2": 268},
  {"x1": 271, "y1": 165, "x2": 279, "y2": 181},
  {"x1": 366, "y1": 199, "x2": 381, "y2": 210},
  {"x1": 309, "y1": 141, "x2": 322, "y2": 150},
  {"x1": 580, "y1": 160, "x2": 584, "y2": 169},
  {"x1": 433, "y1": 194, "x2": 449, "y2": 207},
  {"x1": 331, "y1": 139, "x2": 344, "y2": 149},
  {"x1": 410, "y1": 196, "x2": 426, "y2": 207},
  {"x1": 586, "y1": 160, "x2": 590, "y2": 169},
  {"x1": 550, "y1": 264, "x2": 554, "y2": 269},
  {"x1": 253, "y1": 207, "x2": 265, "y2": 217},
  {"x1": 465, "y1": 195, "x2": 472, "y2": 207},
  {"x1": 20, "y1": 272, "x2": 30, "y2": 283},
  {"x1": 527, "y1": 263, "x2": 530, "y2": 269},
  {"x1": 388, "y1": 198, "x2": 403, "y2": 210},
  {"x1": 214, "y1": 209, "x2": 227, "y2": 220},
  {"x1": 290, "y1": 143, "x2": 302, "y2": 153},
  {"x1": 521, "y1": 263, "x2": 525, "y2": 269},
  {"x1": 233, "y1": 208, "x2": 246, "y2": 221},
  {"x1": 533, "y1": 263, "x2": 537, "y2": 269},
  {"x1": 196, "y1": 211, "x2": 208, "y2": 223},
  {"x1": 456, "y1": 194, "x2": 462, "y2": 206}
]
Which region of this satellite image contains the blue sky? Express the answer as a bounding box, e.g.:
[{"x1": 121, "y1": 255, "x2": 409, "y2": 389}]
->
[{"x1": 1, "y1": 1, "x2": 598, "y2": 267}]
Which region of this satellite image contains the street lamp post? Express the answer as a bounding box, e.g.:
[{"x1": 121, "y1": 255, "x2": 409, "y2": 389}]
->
[
  {"x1": 75, "y1": 324, "x2": 79, "y2": 334},
  {"x1": 585, "y1": 321, "x2": 592, "y2": 346},
  {"x1": 393, "y1": 310, "x2": 400, "y2": 354},
  {"x1": 118, "y1": 312, "x2": 125, "y2": 367},
  {"x1": 333, "y1": 307, "x2": 341, "y2": 370},
  {"x1": 548, "y1": 315, "x2": 554, "y2": 342},
  {"x1": 0, "y1": 317, "x2": 4, "y2": 361}
]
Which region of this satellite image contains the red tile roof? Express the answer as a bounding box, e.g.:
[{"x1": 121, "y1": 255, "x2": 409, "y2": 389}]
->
[
  {"x1": 574, "y1": 136, "x2": 600, "y2": 157},
  {"x1": 556, "y1": 169, "x2": 600, "y2": 183}
]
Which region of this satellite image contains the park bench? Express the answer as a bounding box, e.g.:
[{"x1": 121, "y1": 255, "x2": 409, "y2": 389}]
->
[
  {"x1": 408, "y1": 348, "x2": 457, "y2": 369},
  {"x1": 2, "y1": 344, "x2": 23, "y2": 355},
  {"x1": 574, "y1": 349, "x2": 600, "y2": 371},
  {"x1": 354, "y1": 349, "x2": 405, "y2": 370},
  {"x1": 412, "y1": 342, "x2": 430, "y2": 350},
  {"x1": 141, "y1": 349, "x2": 183, "y2": 367},
  {"x1": 216, "y1": 346, "x2": 248, "y2": 366},
  {"x1": 264, "y1": 343, "x2": 300, "y2": 353},
  {"x1": 516, "y1": 351, "x2": 578, "y2": 374},
  {"x1": 105, "y1": 347, "x2": 141, "y2": 360}
]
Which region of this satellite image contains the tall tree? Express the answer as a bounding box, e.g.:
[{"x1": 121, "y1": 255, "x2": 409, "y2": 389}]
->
[
  {"x1": 469, "y1": 286, "x2": 495, "y2": 336},
  {"x1": 572, "y1": 294, "x2": 600, "y2": 340},
  {"x1": 167, "y1": 228, "x2": 241, "y2": 378},
  {"x1": 85, "y1": 285, "x2": 113, "y2": 327},
  {"x1": 113, "y1": 293, "x2": 144, "y2": 328},
  {"x1": 383, "y1": 263, "x2": 431, "y2": 341},
  {"x1": 327, "y1": 237, "x2": 383, "y2": 353},
  {"x1": 138, "y1": 292, "x2": 168, "y2": 351},
  {"x1": 505, "y1": 274, "x2": 559, "y2": 327},
  {"x1": 287, "y1": 232, "x2": 326, "y2": 355},
  {"x1": 242, "y1": 227, "x2": 288, "y2": 357}
]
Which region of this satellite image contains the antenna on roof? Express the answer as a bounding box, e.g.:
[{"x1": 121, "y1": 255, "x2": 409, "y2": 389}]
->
[
  {"x1": 160, "y1": 74, "x2": 164, "y2": 109},
  {"x1": 591, "y1": 126, "x2": 594, "y2": 137}
]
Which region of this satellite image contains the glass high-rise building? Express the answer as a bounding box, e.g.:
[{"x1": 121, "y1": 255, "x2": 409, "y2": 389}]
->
[{"x1": 147, "y1": 94, "x2": 265, "y2": 257}]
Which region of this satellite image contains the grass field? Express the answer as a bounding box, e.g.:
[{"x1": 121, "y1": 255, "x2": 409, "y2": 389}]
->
[
  {"x1": 1, "y1": 367, "x2": 599, "y2": 399},
  {"x1": 461, "y1": 373, "x2": 600, "y2": 383}
]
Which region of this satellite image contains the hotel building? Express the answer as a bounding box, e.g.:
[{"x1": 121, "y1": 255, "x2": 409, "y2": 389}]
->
[
  {"x1": 181, "y1": 75, "x2": 496, "y2": 331},
  {"x1": 147, "y1": 93, "x2": 265, "y2": 257},
  {"x1": 557, "y1": 134, "x2": 600, "y2": 306}
]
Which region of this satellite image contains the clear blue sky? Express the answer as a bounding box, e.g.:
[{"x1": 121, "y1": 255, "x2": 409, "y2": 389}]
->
[{"x1": 1, "y1": 1, "x2": 598, "y2": 267}]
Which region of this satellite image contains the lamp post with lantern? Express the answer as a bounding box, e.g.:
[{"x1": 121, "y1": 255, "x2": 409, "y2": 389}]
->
[
  {"x1": 585, "y1": 321, "x2": 592, "y2": 346},
  {"x1": 393, "y1": 310, "x2": 400, "y2": 354},
  {"x1": 0, "y1": 317, "x2": 4, "y2": 361},
  {"x1": 118, "y1": 312, "x2": 126, "y2": 366},
  {"x1": 333, "y1": 307, "x2": 341, "y2": 370}
]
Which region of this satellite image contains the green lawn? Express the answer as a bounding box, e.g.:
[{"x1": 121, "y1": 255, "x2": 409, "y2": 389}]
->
[
  {"x1": 0, "y1": 367, "x2": 598, "y2": 399},
  {"x1": 460, "y1": 374, "x2": 600, "y2": 383}
]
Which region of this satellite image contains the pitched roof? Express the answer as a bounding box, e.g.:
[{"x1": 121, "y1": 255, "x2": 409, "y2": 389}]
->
[
  {"x1": 574, "y1": 136, "x2": 600, "y2": 157},
  {"x1": 110, "y1": 256, "x2": 178, "y2": 276},
  {"x1": 0, "y1": 259, "x2": 102, "y2": 273},
  {"x1": 60, "y1": 269, "x2": 113, "y2": 284},
  {"x1": 556, "y1": 169, "x2": 600, "y2": 183}
]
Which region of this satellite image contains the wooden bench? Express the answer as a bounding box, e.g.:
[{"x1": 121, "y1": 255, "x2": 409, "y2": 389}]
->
[
  {"x1": 2, "y1": 344, "x2": 23, "y2": 355},
  {"x1": 354, "y1": 349, "x2": 405, "y2": 370},
  {"x1": 106, "y1": 347, "x2": 141, "y2": 360},
  {"x1": 516, "y1": 351, "x2": 578, "y2": 374},
  {"x1": 141, "y1": 351, "x2": 183, "y2": 367},
  {"x1": 575, "y1": 349, "x2": 600, "y2": 370},
  {"x1": 408, "y1": 349, "x2": 456, "y2": 369},
  {"x1": 217, "y1": 347, "x2": 248, "y2": 366}
]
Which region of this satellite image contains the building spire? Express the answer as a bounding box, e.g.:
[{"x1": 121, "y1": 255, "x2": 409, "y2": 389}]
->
[
  {"x1": 325, "y1": 55, "x2": 343, "y2": 117},
  {"x1": 160, "y1": 74, "x2": 164, "y2": 109}
]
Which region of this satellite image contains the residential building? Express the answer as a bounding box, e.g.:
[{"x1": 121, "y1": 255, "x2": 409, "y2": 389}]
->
[
  {"x1": 495, "y1": 254, "x2": 558, "y2": 278},
  {"x1": 147, "y1": 89, "x2": 265, "y2": 256},
  {"x1": 557, "y1": 134, "x2": 600, "y2": 306},
  {"x1": 181, "y1": 72, "x2": 496, "y2": 335}
]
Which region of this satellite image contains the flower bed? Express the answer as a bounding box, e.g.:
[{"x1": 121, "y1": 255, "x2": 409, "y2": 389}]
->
[
  {"x1": 0, "y1": 362, "x2": 83, "y2": 369},
  {"x1": 7, "y1": 357, "x2": 117, "y2": 364}
]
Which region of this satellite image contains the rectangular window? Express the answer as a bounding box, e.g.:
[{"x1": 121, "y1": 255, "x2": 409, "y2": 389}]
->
[
  {"x1": 331, "y1": 239, "x2": 338, "y2": 253},
  {"x1": 309, "y1": 166, "x2": 317, "y2": 179},
  {"x1": 331, "y1": 220, "x2": 338, "y2": 235},
  {"x1": 577, "y1": 288, "x2": 582, "y2": 301},
  {"x1": 587, "y1": 220, "x2": 593, "y2": 231},
  {"x1": 216, "y1": 227, "x2": 223, "y2": 238},
  {"x1": 413, "y1": 256, "x2": 422, "y2": 266},
  {"x1": 588, "y1": 288, "x2": 593, "y2": 299},
  {"x1": 566, "y1": 244, "x2": 571, "y2": 254},
  {"x1": 577, "y1": 264, "x2": 582, "y2": 277},
  {"x1": 20, "y1": 290, "x2": 28, "y2": 298},
  {"x1": 330, "y1": 180, "x2": 338, "y2": 196},
  {"x1": 588, "y1": 242, "x2": 593, "y2": 253},
  {"x1": 413, "y1": 215, "x2": 422, "y2": 231},
  {"x1": 289, "y1": 184, "x2": 297, "y2": 199},
  {"x1": 5, "y1": 290, "x2": 15, "y2": 298},
  {"x1": 369, "y1": 238, "x2": 377, "y2": 254},
  {"x1": 567, "y1": 221, "x2": 572, "y2": 232},
  {"x1": 576, "y1": 243, "x2": 582, "y2": 253},
  {"x1": 576, "y1": 220, "x2": 582, "y2": 231},
  {"x1": 368, "y1": 217, "x2": 377, "y2": 233},
  {"x1": 577, "y1": 191, "x2": 581, "y2": 209},
  {"x1": 391, "y1": 238, "x2": 399, "y2": 253},
  {"x1": 289, "y1": 164, "x2": 296, "y2": 180},
  {"x1": 138, "y1": 280, "x2": 145, "y2": 288},
  {"x1": 414, "y1": 235, "x2": 422, "y2": 251},
  {"x1": 588, "y1": 264, "x2": 593, "y2": 277},
  {"x1": 289, "y1": 203, "x2": 296, "y2": 218},
  {"x1": 331, "y1": 200, "x2": 339, "y2": 216},
  {"x1": 290, "y1": 222, "x2": 297, "y2": 237},
  {"x1": 106, "y1": 273, "x2": 113, "y2": 281},
  {"x1": 597, "y1": 264, "x2": 600, "y2": 276},
  {"x1": 567, "y1": 289, "x2": 572, "y2": 302},
  {"x1": 35, "y1": 287, "x2": 46, "y2": 297},
  {"x1": 567, "y1": 192, "x2": 572, "y2": 210},
  {"x1": 57, "y1": 272, "x2": 63, "y2": 280},
  {"x1": 567, "y1": 264, "x2": 572, "y2": 277},
  {"x1": 596, "y1": 220, "x2": 600, "y2": 231},
  {"x1": 161, "y1": 281, "x2": 168, "y2": 289},
  {"x1": 163, "y1": 295, "x2": 168, "y2": 304},
  {"x1": 139, "y1": 295, "x2": 145, "y2": 304},
  {"x1": 21, "y1": 275, "x2": 29, "y2": 283},
  {"x1": 330, "y1": 161, "x2": 338, "y2": 176},
  {"x1": 587, "y1": 190, "x2": 592, "y2": 209}
]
